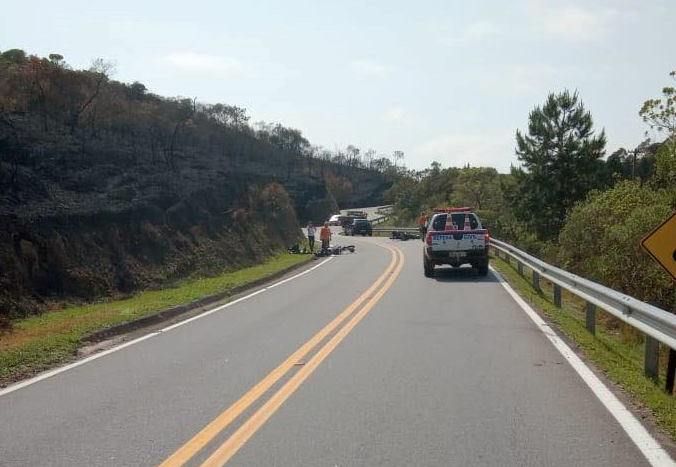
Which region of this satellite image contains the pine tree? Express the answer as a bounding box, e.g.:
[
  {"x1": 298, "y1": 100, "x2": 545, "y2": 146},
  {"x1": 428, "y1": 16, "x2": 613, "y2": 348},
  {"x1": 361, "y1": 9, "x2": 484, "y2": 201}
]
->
[{"x1": 509, "y1": 90, "x2": 607, "y2": 240}]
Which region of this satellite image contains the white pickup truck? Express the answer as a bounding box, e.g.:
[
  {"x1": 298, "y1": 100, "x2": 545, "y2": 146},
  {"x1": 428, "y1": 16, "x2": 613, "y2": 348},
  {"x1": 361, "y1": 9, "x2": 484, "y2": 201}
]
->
[{"x1": 422, "y1": 208, "x2": 490, "y2": 277}]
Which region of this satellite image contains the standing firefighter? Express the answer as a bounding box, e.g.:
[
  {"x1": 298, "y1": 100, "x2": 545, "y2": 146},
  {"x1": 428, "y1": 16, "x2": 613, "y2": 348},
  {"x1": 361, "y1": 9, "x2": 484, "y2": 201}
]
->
[
  {"x1": 419, "y1": 211, "x2": 428, "y2": 240},
  {"x1": 320, "y1": 222, "x2": 332, "y2": 253}
]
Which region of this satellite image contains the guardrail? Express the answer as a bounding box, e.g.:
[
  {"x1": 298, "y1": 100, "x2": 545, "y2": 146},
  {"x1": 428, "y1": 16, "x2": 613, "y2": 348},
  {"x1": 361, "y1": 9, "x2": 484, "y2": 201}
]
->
[
  {"x1": 490, "y1": 238, "x2": 676, "y2": 392},
  {"x1": 372, "y1": 226, "x2": 418, "y2": 233},
  {"x1": 370, "y1": 216, "x2": 389, "y2": 226}
]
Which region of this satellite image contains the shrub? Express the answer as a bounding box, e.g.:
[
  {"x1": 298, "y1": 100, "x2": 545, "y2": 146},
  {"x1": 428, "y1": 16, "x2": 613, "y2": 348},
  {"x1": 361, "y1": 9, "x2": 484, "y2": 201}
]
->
[{"x1": 558, "y1": 180, "x2": 676, "y2": 312}]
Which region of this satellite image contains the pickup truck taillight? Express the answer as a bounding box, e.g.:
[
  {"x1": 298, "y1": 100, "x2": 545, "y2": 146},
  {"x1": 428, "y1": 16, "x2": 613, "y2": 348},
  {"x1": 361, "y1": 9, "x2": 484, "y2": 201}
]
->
[
  {"x1": 484, "y1": 231, "x2": 490, "y2": 246},
  {"x1": 426, "y1": 232, "x2": 432, "y2": 246}
]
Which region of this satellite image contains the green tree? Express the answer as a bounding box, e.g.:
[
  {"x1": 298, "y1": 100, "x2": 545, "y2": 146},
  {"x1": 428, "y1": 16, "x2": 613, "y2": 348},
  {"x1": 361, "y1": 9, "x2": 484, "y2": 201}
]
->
[
  {"x1": 450, "y1": 167, "x2": 500, "y2": 210},
  {"x1": 652, "y1": 138, "x2": 676, "y2": 190},
  {"x1": 640, "y1": 70, "x2": 676, "y2": 135},
  {"x1": 0, "y1": 49, "x2": 27, "y2": 65},
  {"x1": 384, "y1": 169, "x2": 421, "y2": 223},
  {"x1": 640, "y1": 70, "x2": 676, "y2": 190},
  {"x1": 604, "y1": 140, "x2": 658, "y2": 184},
  {"x1": 509, "y1": 90, "x2": 607, "y2": 240},
  {"x1": 417, "y1": 163, "x2": 459, "y2": 209},
  {"x1": 392, "y1": 150, "x2": 404, "y2": 170},
  {"x1": 449, "y1": 166, "x2": 511, "y2": 236}
]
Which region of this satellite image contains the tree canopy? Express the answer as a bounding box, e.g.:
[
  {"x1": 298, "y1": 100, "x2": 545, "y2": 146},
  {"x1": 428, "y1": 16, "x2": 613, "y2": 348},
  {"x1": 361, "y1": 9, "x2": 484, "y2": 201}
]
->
[
  {"x1": 508, "y1": 90, "x2": 607, "y2": 240},
  {"x1": 0, "y1": 49, "x2": 395, "y2": 207},
  {"x1": 641, "y1": 70, "x2": 676, "y2": 190}
]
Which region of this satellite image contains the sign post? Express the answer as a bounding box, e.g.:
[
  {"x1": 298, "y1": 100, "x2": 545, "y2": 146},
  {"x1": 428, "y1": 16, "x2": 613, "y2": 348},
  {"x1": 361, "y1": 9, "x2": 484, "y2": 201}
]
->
[{"x1": 642, "y1": 210, "x2": 676, "y2": 394}]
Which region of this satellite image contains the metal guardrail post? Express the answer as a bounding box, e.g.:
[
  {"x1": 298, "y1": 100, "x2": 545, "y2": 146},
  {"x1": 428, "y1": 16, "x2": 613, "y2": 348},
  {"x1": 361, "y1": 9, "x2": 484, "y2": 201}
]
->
[
  {"x1": 532, "y1": 271, "x2": 540, "y2": 291},
  {"x1": 517, "y1": 262, "x2": 524, "y2": 276},
  {"x1": 553, "y1": 284, "x2": 562, "y2": 308},
  {"x1": 666, "y1": 349, "x2": 676, "y2": 394},
  {"x1": 645, "y1": 335, "x2": 660, "y2": 382},
  {"x1": 585, "y1": 302, "x2": 596, "y2": 335}
]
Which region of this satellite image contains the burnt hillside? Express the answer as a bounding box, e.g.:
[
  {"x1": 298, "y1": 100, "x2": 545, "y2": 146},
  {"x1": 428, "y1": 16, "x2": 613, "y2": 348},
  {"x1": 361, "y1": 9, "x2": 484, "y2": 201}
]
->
[{"x1": 0, "y1": 50, "x2": 392, "y2": 319}]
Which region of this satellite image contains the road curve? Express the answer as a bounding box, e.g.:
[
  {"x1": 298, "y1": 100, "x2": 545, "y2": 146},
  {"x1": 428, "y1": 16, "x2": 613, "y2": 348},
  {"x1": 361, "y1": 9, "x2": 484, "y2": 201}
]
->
[{"x1": 0, "y1": 234, "x2": 670, "y2": 466}]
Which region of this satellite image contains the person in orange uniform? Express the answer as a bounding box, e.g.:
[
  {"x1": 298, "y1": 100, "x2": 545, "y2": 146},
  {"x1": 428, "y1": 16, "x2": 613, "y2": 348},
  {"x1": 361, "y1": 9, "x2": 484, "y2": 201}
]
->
[
  {"x1": 419, "y1": 211, "x2": 428, "y2": 239},
  {"x1": 320, "y1": 221, "x2": 332, "y2": 252}
]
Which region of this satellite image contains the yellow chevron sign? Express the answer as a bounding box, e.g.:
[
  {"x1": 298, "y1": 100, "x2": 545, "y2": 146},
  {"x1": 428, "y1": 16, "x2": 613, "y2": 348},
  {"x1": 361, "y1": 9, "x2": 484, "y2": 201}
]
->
[{"x1": 642, "y1": 210, "x2": 676, "y2": 282}]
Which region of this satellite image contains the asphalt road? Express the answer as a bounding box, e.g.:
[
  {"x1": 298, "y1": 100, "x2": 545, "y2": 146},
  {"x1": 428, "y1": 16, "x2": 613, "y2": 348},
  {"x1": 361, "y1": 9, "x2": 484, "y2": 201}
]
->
[{"x1": 0, "y1": 233, "x2": 670, "y2": 466}]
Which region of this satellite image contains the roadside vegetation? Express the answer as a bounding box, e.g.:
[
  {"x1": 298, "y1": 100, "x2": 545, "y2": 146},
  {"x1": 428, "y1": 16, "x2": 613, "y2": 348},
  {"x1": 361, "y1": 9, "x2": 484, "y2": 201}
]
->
[
  {"x1": 0, "y1": 253, "x2": 310, "y2": 386},
  {"x1": 0, "y1": 48, "x2": 396, "y2": 326},
  {"x1": 0, "y1": 48, "x2": 400, "y2": 387},
  {"x1": 384, "y1": 70, "x2": 676, "y2": 435},
  {"x1": 386, "y1": 71, "x2": 676, "y2": 312}
]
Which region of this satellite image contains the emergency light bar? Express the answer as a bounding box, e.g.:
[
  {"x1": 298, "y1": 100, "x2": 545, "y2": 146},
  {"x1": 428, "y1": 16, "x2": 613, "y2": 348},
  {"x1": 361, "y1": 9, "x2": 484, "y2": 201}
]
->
[{"x1": 432, "y1": 207, "x2": 473, "y2": 213}]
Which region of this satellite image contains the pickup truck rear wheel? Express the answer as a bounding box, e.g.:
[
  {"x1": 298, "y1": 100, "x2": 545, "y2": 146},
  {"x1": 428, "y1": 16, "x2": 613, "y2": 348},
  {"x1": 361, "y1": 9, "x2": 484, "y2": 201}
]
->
[
  {"x1": 423, "y1": 258, "x2": 434, "y2": 277},
  {"x1": 478, "y1": 260, "x2": 489, "y2": 276}
]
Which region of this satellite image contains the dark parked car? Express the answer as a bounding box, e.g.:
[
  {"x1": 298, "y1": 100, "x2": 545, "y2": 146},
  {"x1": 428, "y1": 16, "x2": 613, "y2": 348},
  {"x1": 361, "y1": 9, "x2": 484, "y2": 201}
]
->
[
  {"x1": 339, "y1": 215, "x2": 355, "y2": 227},
  {"x1": 350, "y1": 219, "x2": 373, "y2": 236}
]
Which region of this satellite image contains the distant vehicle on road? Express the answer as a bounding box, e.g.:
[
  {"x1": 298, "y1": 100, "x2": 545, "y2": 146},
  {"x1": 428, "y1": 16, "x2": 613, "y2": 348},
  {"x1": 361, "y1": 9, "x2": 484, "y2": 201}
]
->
[
  {"x1": 339, "y1": 215, "x2": 355, "y2": 227},
  {"x1": 346, "y1": 210, "x2": 367, "y2": 219},
  {"x1": 423, "y1": 207, "x2": 489, "y2": 277},
  {"x1": 328, "y1": 214, "x2": 342, "y2": 226},
  {"x1": 349, "y1": 219, "x2": 373, "y2": 236}
]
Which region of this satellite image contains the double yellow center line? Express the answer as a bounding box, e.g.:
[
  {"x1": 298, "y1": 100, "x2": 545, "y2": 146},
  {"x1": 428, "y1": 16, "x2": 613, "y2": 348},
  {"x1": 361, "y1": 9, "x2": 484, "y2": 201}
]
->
[{"x1": 159, "y1": 244, "x2": 404, "y2": 466}]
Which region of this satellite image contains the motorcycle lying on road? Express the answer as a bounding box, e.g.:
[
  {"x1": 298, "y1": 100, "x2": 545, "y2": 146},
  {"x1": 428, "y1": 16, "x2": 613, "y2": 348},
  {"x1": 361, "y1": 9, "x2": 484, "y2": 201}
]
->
[{"x1": 315, "y1": 244, "x2": 356, "y2": 257}]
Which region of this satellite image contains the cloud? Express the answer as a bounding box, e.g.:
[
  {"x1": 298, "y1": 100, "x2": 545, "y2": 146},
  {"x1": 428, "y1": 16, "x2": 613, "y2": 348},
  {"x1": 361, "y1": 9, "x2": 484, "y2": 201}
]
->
[
  {"x1": 384, "y1": 106, "x2": 406, "y2": 122},
  {"x1": 350, "y1": 59, "x2": 390, "y2": 77},
  {"x1": 111, "y1": 20, "x2": 182, "y2": 38},
  {"x1": 472, "y1": 63, "x2": 584, "y2": 97},
  {"x1": 527, "y1": 2, "x2": 620, "y2": 42},
  {"x1": 415, "y1": 133, "x2": 516, "y2": 173},
  {"x1": 162, "y1": 53, "x2": 246, "y2": 74},
  {"x1": 503, "y1": 64, "x2": 560, "y2": 95},
  {"x1": 383, "y1": 106, "x2": 426, "y2": 129},
  {"x1": 437, "y1": 20, "x2": 499, "y2": 46}
]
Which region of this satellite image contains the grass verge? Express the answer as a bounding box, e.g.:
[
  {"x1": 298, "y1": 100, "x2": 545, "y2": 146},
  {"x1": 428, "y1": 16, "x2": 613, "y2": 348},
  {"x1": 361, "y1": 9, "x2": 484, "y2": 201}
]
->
[
  {"x1": 490, "y1": 252, "x2": 676, "y2": 441},
  {"x1": 0, "y1": 253, "x2": 311, "y2": 386}
]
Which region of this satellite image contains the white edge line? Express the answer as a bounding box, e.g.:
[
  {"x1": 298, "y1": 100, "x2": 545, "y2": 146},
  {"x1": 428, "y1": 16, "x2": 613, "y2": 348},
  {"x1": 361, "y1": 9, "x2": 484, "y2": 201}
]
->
[
  {"x1": 0, "y1": 257, "x2": 335, "y2": 398},
  {"x1": 491, "y1": 266, "x2": 676, "y2": 467}
]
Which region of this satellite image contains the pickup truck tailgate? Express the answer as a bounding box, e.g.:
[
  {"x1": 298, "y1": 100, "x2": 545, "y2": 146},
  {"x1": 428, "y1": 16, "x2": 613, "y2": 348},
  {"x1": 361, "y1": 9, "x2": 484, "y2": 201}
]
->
[{"x1": 430, "y1": 231, "x2": 487, "y2": 251}]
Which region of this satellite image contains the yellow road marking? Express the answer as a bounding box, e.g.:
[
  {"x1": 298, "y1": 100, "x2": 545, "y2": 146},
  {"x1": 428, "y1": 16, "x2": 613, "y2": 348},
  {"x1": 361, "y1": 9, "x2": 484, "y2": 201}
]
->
[
  {"x1": 201, "y1": 246, "x2": 404, "y2": 466},
  {"x1": 159, "y1": 245, "x2": 401, "y2": 467}
]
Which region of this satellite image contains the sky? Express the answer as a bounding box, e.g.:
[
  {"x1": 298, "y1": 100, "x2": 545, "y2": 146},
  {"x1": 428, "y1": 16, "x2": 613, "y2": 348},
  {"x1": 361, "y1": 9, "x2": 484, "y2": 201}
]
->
[{"x1": 1, "y1": 0, "x2": 674, "y2": 173}]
